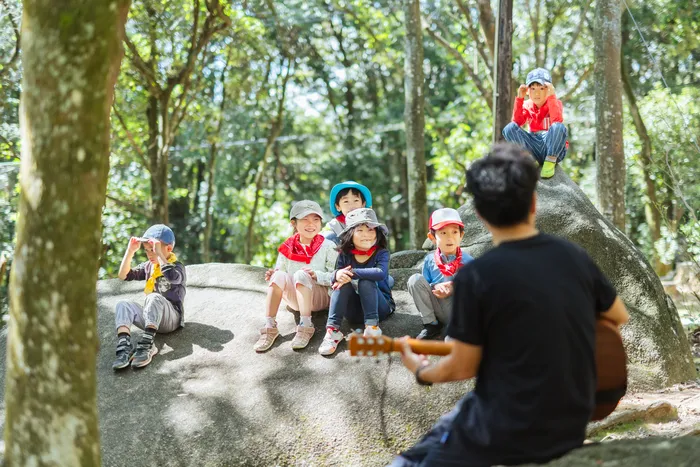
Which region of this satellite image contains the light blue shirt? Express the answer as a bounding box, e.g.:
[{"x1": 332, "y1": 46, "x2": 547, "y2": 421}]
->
[{"x1": 421, "y1": 248, "x2": 473, "y2": 287}]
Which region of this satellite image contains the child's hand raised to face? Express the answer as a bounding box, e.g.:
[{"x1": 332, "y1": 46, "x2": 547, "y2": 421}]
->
[
  {"x1": 127, "y1": 237, "x2": 141, "y2": 254},
  {"x1": 518, "y1": 84, "x2": 528, "y2": 99},
  {"x1": 545, "y1": 82, "x2": 556, "y2": 97}
]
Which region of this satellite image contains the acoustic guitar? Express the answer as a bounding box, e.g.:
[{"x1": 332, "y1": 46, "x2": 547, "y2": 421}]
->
[{"x1": 347, "y1": 319, "x2": 627, "y2": 421}]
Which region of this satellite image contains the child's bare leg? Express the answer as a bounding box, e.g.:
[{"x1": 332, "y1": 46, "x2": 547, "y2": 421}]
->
[
  {"x1": 265, "y1": 283, "x2": 284, "y2": 319},
  {"x1": 117, "y1": 326, "x2": 130, "y2": 335},
  {"x1": 295, "y1": 284, "x2": 313, "y2": 319}
]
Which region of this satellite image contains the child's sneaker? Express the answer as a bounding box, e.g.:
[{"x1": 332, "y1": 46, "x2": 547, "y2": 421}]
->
[
  {"x1": 291, "y1": 325, "x2": 315, "y2": 350},
  {"x1": 363, "y1": 325, "x2": 382, "y2": 337},
  {"x1": 131, "y1": 334, "x2": 158, "y2": 369},
  {"x1": 319, "y1": 327, "x2": 344, "y2": 356},
  {"x1": 541, "y1": 160, "x2": 556, "y2": 179},
  {"x1": 254, "y1": 326, "x2": 280, "y2": 353},
  {"x1": 112, "y1": 334, "x2": 134, "y2": 370}
]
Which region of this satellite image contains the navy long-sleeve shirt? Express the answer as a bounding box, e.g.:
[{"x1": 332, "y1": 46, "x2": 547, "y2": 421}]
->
[{"x1": 333, "y1": 249, "x2": 395, "y2": 311}]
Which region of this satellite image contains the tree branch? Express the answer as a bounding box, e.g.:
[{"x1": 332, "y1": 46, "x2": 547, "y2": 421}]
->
[
  {"x1": 0, "y1": 0, "x2": 20, "y2": 80},
  {"x1": 105, "y1": 194, "x2": 149, "y2": 218},
  {"x1": 124, "y1": 35, "x2": 161, "y2": 95},
  {"x1": 455, "y1": 0, "x2": 493, "y2": 75},
  {"x1": 560, "y1": 66, "x2": 592, "y2": 102},
  {"x1": 475, "y1": 0, "x2": 496, "y2": 57},
  {"x1": 424, "y1": 22, "x2": 493, "y2": 110},
  {"x1": 112, "y1": 104, "x2": 150, "y2": 171}
]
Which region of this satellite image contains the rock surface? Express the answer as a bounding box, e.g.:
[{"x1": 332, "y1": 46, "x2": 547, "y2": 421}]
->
[
  {"x1": 0, "y1": 262, "x2": 698, "y2": 465},
  {"x1": 423, "y1": 168, "x2": 696, "y2": 391}
]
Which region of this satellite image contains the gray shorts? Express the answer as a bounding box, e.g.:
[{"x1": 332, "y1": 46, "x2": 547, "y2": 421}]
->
[{"x1": 115, "y1": 294, "x2": 181, "y2": 334}]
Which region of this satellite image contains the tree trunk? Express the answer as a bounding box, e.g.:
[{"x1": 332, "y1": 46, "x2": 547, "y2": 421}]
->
[
  {"x1": 492, "y1": 0, "x2": 513, "y2": 142},
  {"x1": 594, "y1": 0, "x2": 626, "y2": 231},
  {"x1": 403, "y1": 0, "x2": 429, "y2": 249},
  {"x1": 621, "y1": 35, "x2": 664, "y2": 273},
  {"x1": 5, "y1": 0, "x2": 130, "y2": 464},
  {"x1": 244, "y1": 59, "x2": 293, "y2": 264}
]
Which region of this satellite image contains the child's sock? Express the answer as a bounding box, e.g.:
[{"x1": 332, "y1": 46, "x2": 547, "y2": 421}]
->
[
  {"x1": 300, "y1": 316, "x2": 313, "y2": 328},
  {"x1": 117, "y1": 331, "x2": 130, "y2": 340},
  {"x1": 265, "y1": 317, "x2": 277, "y2": 328}
]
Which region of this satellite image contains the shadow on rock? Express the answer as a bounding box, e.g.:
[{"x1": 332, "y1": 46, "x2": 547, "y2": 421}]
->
[{"x1": 157, "y1": 322, "x2": 235, "y2": 361}]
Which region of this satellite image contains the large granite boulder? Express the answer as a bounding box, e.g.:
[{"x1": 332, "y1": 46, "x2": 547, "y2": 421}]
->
[
  {"x1": 0, "y1": 262, "x2": 697, "y2": 465},
  {"x1": 423, "y1": 169, "x2": 695, "y2": 391},
  {"x1": 0, "y1": 264, "x2": 470, "y2": 466}
]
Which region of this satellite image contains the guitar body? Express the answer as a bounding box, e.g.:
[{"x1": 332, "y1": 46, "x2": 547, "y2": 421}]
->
[{"x1": 347, "y1": 318, "x2": 627, "y2": 422}]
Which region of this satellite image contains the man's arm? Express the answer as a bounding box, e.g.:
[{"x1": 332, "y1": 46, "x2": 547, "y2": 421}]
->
[
  {"x1": 399, "y1": 338, "x2": 482, "y2": 383},
  {"x1": 600, "y1": 296, "x2": 629, "y2": 327}
]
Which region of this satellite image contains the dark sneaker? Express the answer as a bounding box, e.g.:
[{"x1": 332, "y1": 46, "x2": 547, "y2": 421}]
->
[
  {"x1": 416, "y1": 323, "x2": 443, "y2": 340},
  {"x1": 112, "y1": 335, "x2": 134, "y2": 370},
  {"x1": 131, "y1": 335, "x2": 158, "y2": 369}
]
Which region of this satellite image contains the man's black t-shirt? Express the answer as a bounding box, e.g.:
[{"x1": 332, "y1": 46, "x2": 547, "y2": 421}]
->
[{"x1": 440, "y1": 233, "x2": 617, "y2": 466}]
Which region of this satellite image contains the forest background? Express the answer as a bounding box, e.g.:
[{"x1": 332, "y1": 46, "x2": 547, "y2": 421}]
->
[{"x1": 0, "y1": 0, "x2": 699, "y2": 313}]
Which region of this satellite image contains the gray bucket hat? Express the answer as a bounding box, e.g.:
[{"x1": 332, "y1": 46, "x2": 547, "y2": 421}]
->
[
  {"x1": 289, "y1": 200, "x2": 324, "y2": 221},
  {"x1": 342, "y1": 208, "x2": 388, "y2": 236}
]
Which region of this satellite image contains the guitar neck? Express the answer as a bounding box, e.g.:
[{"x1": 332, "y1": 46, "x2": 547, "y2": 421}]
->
[{"x1": 393, "y1": 338, "x2": 454, "y2": 356}]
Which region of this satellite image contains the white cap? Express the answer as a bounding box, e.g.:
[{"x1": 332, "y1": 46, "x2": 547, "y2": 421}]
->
[{"x1": 429, "y1": 208, "x2": 464, "y2": 230}]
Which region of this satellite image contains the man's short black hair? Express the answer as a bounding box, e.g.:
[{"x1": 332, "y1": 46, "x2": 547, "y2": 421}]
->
[
  {"x1": 466, "y1": 143, "x2": 539, "y2": 227},
  {"x1": 335, "y1": 188, "x2": 366, "y2": 205}
]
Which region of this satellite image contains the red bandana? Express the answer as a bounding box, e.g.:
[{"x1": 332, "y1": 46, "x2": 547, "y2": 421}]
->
[
  {"x1": 351, "y1": 245, "x2": 377, "y2": 256},
  {"x1": 336, "y1": 214, "x2": 346, "y2": 225},
  {"x1": 434, "y1": 248, "x2": 463, "y2": 277},
  {"x1": 278, "y1": 234, "x2": 325, "y2": 264}
]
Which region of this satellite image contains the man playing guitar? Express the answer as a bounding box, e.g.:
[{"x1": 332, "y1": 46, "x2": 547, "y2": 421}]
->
[{"x1": 391, "y1": 144, "x2": 629, "y2": 466}]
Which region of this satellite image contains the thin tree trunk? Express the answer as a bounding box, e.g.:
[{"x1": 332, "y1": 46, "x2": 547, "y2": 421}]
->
[
  {"x1": 202, "y1": 49, "x2": 233, "y2": 263},
  {"x1": 492, "y1": 0, "x2": 513, "y2": 142},
  {"x1": 621, "y1": 34, "x2": 664, "y2": 272},
  {"x1": 404, "y1": 0, "x2": 428, "y2": 249},
  {"x1": 594, "y1": 0, "x2": 626, "y2": 231},
  {"x1": 5, "y1": 0, "x2": 130, "y2": 464},
  {"x1": 244, "y1": 59, "x2": 293, "y2": 264}
]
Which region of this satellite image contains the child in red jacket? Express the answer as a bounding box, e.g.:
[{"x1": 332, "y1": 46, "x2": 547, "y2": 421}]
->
[{"x1": 502, "y1": 68, "x2": 567, "y2": 179}]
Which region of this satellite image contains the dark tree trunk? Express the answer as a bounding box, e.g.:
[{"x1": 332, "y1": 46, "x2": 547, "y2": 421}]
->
[
  {"x1": 403, "y1": 0, "x2": 429, "y2": 249},
  {"x1": 5, "y1": 0, "x2": 130, "y2": 463},
  {"x1": 492, "y1": 0, "x2": 513, "y2": 142}
]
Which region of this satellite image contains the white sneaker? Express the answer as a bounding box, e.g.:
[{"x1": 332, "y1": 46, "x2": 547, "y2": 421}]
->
[
  {"x1": 319, "y1": 328, "x2": 344, "y2": 356},
  {"x1": 363, "y1": 325, "x2": 382, "y2": 337}
]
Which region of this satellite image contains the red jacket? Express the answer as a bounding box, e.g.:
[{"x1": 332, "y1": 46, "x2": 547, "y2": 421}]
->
[{"x1": 512, "y1": 95, "x2": 564, "y2": 132}]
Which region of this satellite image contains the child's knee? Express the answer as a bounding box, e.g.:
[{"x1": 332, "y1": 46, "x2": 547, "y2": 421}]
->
[
  {"x1": 407, "y1": 273, "x2": 428, "y2": 290},
  {"x1": 292, "y1": 269, "x2": 313, "y2": 289},
  {"x1": 269, "y1": 270, "x2": 290, "y2": 288},
  {"x1": 144, "y1": 293, "x2": 166, "y2": 307},
  {"x1": 357, "y1": 279, "x2": 377, "y2": 292},
  {"x1": 502, "y1": 121, "x2": 520, "y2": 139},
  {"x1": 549, "y1": 122, "x2": 567, "y2": 136}
]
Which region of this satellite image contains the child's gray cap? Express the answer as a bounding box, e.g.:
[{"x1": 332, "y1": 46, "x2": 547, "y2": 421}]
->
[
  {"x1": 289, "y1": 200, "x2": 324, "y2": 221},
  {"x1": 342, "y1": 208, "x2": 388, "y2": 236}
]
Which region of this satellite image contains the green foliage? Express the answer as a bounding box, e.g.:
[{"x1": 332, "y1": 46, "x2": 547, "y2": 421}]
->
[{"x1": 0, "y1": 0, "x2": 698, "y2": 281}]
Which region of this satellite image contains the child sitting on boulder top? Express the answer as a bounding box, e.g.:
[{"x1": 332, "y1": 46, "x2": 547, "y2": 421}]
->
[
  {"x1": 408, "y1": 208, "x2": 473, "y2": 340},
  {"x1": 319, "y1": 208, "x2": 395, "y2": 356},
  {"x1": 322, "y1": 180, "x2": 372, "y2": 245},
  {"x1": 113, "y1": 224, "x2": 186, "y2": 370},
  {"x1": 502, "y1": 67, "x2": 567, "y2": 179},
  {"x1": 254, "y1": 200, "x2": 339, "y2": 353}
]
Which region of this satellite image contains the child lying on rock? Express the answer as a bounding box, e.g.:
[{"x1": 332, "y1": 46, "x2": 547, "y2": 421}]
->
[{"x1": 254, "y1": 200, "x2": 338, "y2": 353}]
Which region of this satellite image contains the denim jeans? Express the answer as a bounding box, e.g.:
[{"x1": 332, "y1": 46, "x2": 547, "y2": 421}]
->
[
  {"x1": 327, "y1": 279, "x2": 392, "y2": 327},
  {"x1": 502, "y1": 122, "x2": 567, "y2": 164}
]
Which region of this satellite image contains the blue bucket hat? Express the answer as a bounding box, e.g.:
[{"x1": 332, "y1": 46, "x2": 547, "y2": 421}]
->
[
  {"x1": 526, "y1": 68, "x2": 552, "y2": 86},
  {"x1": 136, "y1": 224, "x2": 176, "y2": 245},
  {"x1": 329, "y1": 181, "x2": 372, "y2": 217}
]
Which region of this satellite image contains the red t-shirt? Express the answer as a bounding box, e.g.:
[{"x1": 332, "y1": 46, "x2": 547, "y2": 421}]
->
[{"x1": 512, "y1": 95, "x2": 564, "y2": 132}]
